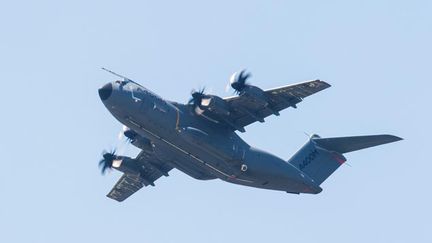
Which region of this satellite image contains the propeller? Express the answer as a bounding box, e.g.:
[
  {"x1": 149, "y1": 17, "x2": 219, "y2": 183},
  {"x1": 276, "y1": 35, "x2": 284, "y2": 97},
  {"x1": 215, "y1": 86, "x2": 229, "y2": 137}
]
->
[
  {"x1": 188, "y1": 87, "x2": 208, "y2": 114},
  {"x1": 98, "y1": 149, "x2": 117, "y2": 175},
  {"x1": 99, "y1": 125, "x2": 134, "y2": 175},
  {"x1": 117, "y1": 125, "x2": 128, "y2": 140},
  {"x1": 123, "y1": 128, "x2": 137, "y2": 142},
  {"x1": 227, "y1": 69, "x2": 252, "y2": 94},
  {"x1": 118, "y1": 125, "x2": 137, "y2": 143}
]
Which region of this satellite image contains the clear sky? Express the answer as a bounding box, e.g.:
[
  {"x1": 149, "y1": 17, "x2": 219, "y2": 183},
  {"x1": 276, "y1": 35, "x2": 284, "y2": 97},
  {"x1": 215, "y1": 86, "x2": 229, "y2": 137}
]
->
[{"x1": 1, "y1": 1, "x2": 430, "y2": 242}]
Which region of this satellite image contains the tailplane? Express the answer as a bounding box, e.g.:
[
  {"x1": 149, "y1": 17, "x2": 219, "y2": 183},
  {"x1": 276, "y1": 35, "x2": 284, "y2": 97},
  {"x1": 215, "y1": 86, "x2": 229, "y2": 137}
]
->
[{"x1": 288, "y1": 134, "x2": 402, "y2": 185}]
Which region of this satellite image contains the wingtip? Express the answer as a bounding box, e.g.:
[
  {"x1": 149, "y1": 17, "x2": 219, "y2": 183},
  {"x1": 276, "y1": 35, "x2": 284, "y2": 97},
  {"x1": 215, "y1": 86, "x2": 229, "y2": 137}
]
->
[
  {"x1": 316, "y1": 79, "x2": 331, "y2": 88},
  {"x1": 384, "y1": 134, "x2": 403, "y2": 142},
  {"x1": 372, "y1": 134, "x2": 403, "y2": 145},
  {"x1": 322, "y1": 80, "x2": 331, "y2": 88}
]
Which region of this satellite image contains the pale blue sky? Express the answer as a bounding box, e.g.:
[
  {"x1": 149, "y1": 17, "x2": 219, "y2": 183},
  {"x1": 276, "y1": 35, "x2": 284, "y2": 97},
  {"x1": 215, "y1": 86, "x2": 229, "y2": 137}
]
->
[{"x1": 1, "y1": 1, "x2": 431, "y2": 242}]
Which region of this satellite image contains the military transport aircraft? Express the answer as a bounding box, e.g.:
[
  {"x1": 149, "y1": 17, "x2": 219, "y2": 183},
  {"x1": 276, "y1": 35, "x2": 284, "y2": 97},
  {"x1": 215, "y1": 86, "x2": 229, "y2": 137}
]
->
[{"x1": 98, "y1": 68, "x2": 401, "y2": 202}]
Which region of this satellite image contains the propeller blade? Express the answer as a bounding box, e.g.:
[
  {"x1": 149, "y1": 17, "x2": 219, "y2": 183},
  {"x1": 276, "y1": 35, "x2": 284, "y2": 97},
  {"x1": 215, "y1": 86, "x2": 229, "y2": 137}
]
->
[
  {"x1": 225, "y1": 81, "x2": 231, "y2": 92},
  {"x1": 188, "y1": 87, "x2": 207, "y2": 113},
  {"x1": 229, "y1": 71, "x2": 239, "y2": 85},
  {"x1": 98, "y1": 149, "x2": 116, "y2": 175},
  {"x1": 228, "y1": 69, "x2": 251, "y2": 94}
]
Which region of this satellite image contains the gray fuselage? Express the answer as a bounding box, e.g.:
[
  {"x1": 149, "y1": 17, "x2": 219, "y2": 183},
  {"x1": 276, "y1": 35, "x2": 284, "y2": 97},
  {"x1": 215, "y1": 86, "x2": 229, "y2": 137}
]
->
[{"x1": 99, "y1": 81, "x2": 321, "y2": 194}]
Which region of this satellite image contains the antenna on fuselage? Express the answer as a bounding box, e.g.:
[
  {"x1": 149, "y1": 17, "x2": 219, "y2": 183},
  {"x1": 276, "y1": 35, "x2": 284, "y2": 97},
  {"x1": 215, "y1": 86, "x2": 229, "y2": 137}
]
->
[{"x1": 101, "y1": 67, "x2": 142, "y2": 86}]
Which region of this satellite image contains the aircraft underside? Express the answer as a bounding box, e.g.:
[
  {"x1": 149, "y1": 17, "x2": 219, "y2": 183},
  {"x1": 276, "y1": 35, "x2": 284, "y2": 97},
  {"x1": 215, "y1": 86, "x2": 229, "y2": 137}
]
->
[{"x1": 97, "y1": 69, "x2": 401, "y2": 202}]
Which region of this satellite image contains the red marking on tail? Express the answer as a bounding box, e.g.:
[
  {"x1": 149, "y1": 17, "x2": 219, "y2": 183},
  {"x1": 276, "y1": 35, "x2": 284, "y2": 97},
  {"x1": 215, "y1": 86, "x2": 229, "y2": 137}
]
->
[{"x1": 332, "y1": 153, "x2": 346, "y2": 165}]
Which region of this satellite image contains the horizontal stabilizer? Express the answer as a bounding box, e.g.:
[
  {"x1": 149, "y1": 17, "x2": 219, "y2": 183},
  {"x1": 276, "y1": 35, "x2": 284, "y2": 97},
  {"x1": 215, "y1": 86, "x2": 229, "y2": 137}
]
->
[{"x1": 313, "y1": 135, "x2": 402, "y2": 154}]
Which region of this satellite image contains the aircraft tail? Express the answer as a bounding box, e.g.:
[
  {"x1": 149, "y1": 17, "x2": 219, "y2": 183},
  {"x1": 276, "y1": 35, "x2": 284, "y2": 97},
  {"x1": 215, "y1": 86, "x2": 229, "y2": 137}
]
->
[{"x1": 288, "y1": 134, "x2": 402, "y2": 185}]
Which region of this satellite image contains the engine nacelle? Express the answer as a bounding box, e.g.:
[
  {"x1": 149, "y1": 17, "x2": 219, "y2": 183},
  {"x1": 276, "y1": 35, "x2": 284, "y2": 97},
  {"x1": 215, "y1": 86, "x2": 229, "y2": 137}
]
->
[
  {"x1": 124, "y1": 129, "x2": 154, "y2": 152},
  {"x1": 199, "y1": 95, "x2": 230, "y2": 116},
  {"x1": 241, "y1": 85, "x2": 268, "y2": 107},
  {"x1": 111, "y1": 156, "x2": 141, "y2": 175}
]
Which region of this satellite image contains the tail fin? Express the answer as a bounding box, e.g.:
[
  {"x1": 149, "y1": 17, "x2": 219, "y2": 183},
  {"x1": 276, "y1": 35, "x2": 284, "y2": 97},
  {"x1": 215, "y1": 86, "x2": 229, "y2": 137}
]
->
[{"x1": 288, "y1": 134, "x2": 402, "y2": 185}]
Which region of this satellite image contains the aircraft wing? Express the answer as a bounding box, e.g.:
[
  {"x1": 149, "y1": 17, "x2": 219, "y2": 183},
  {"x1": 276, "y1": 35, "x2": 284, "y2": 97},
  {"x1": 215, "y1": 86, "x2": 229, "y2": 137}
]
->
[
  {"x1": 223, "y1": 80, "x2": 330, "y2": 130},
  {"x1": 107, "y1": 151, "x2": 173, "y2": 202}
]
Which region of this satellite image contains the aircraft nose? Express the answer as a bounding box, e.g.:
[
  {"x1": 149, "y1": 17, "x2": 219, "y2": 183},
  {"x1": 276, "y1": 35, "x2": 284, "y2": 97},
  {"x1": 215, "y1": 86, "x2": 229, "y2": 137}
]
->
[{"x1": 98, "y1": 83, "x2": 113, "y2": 101}]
